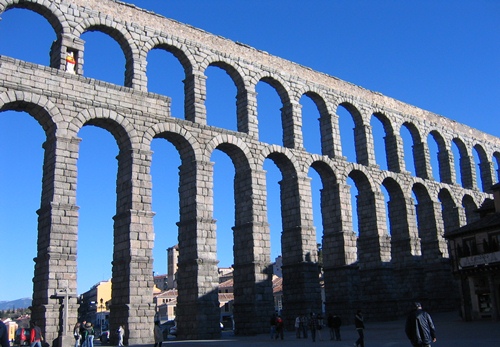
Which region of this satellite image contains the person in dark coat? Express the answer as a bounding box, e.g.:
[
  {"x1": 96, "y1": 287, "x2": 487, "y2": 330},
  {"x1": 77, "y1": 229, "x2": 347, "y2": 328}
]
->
[
  {"x1": 354, "y1": 310, "x2": 365, "y2": 347},
  {"x1": 405, "y1": 302, "x2": 436, "y2": 347},
  {"x1": 332, "y1": 313, "x2": 342, "y2": 341},
  {"x1": 0, "y1": 320, "x2": 10, "y2": 347}
]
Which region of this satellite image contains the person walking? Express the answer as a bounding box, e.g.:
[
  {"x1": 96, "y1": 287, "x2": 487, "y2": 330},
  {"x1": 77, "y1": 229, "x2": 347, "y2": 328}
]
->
[
  {"x1": 300, "y1": 313, "x2": 309, "y2": 339},
  {"x1": 332, "y1": 313, "x2": 342, "y2": 341},
  {"x1": 269, "y1": 313, "x2": 277, "y2": 339},
  {"x1": 309, "y1": 313, "x2": 318, "y2": 342},
  {"x1": 117, "y1": 325, "x2": 125, "y2": 347},
  {"x1": 73, "y1": 322, "x2": 81, "y2": 347},
  {"x1": 84, "y1": 322, "x2": 94, "y2": 347},
  {"x1": 80, "y1": 321, "x2": 87, "y2": 347},
  {"x1": 275, "y1": 315, "x2": 284, "y2": 340},
  {"x1": 405, "y1": 302, "x2": 436, "y2": 347},
  {"x1": 29, "y1": 321, "x2": 43, "y2": 347},
  {"x1": 294, "y1": 315, "x2": 302, "y2": 338},
  {"x1": 354, "y1": 310, "x2": 365, "y2": 347},
  {"x1": 153, "y1": 321, "x2": 163, "y2": 347}
]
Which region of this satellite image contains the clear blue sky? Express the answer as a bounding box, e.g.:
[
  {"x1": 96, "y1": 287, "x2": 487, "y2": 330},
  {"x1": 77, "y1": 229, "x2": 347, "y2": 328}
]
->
[{"x1": 0, "y1": 0, "x2": 498, "y2": 301}]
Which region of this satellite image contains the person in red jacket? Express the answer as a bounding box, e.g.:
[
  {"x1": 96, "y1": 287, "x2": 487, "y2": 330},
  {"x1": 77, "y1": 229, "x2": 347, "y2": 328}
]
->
[{"x1": 29, "y1": 321, "x2": 42, "y2": 347}]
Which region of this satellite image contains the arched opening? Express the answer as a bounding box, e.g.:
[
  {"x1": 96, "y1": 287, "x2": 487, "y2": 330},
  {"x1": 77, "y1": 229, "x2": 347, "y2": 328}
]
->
[
  {"x1": 257, "y1": 82, "x2": 282, "y2": 146},
  {"x1": 206, "y1": 65, "x2": 238, "y2": 132},
  {"x1": 146, "y1": 48, "x2": 185, "y2": 119},
  {"x1": 337, "y1": 104, "x2": 357, "y2": 163},
  {"x1": 81, "y1": 30, "x2": 126, "y2": 85},
  {"x1": 0, "y1": 110, "x2": 45, "y2": 301},
  {"x1": 0, "y1": 7, "x2": 56, "y2": 66},
  {"x1": 300, "y1": 94, "x2": 322, "y2": 155}
]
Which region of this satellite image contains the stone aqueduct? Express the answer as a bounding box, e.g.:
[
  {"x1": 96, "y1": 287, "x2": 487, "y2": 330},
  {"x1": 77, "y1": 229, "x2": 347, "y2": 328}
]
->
[{"x1": 1, "y1": 0, "x2": 499, "y2": 344}]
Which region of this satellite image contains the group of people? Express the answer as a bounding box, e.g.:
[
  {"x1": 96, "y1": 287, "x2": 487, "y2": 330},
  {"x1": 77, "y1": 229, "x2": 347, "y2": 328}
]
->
[
  {"x1": 267, "y1": 302, "x2": 436, "y2": 347},
  {"x1": 73, "y1": 322, "x2": 125, "y2": 347},
  {"x1": 0, "y1": 302, "x2": 436, "y2": 347},
  {"x1": 72, "y1": 321, "x2": 95, "y2": 347}
]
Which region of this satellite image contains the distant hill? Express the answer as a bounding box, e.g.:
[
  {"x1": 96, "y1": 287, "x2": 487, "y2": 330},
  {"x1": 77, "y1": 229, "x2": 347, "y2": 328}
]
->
[{"x1": 0, "y1": 298, "x2": 31, "y2": 310}]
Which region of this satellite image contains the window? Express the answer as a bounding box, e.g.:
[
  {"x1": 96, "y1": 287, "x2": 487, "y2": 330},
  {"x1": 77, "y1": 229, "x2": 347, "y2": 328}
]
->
[
  {"x1": 488, "y1": 233, "x2": 500, "y2": 252},
  {"x1": 462, "y1": 238, "x2": 477, "y2": 256}
]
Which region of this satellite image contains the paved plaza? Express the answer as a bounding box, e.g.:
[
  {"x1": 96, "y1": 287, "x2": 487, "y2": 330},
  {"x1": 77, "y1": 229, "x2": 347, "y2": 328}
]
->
[{"x1": 154, "y1": 311, "x2": 499, "y2": 347}]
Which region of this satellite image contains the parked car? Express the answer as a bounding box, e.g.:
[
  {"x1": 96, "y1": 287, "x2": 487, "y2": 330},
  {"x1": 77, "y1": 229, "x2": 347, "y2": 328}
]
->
[
  {"x1": 100, "y1": 330, "x2": 110, "y2": 345},
  {"x1": 159, "y1": 320, "x2": 175, "y2": 340},
  {"x1": 14, "y1": 328, "x2": 30, "y2": 346}
]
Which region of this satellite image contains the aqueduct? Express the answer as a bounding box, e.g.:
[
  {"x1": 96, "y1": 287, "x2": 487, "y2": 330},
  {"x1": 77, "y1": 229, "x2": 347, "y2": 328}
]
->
[{"x1": 1, "y1": 0, "x2": 500, "y2": 344}]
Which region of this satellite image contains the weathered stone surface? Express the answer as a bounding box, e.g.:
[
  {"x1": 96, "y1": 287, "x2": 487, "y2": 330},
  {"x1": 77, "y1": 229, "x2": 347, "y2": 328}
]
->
[{"x1": 0, "y1": 0, "x2": 498, "y2": 343}]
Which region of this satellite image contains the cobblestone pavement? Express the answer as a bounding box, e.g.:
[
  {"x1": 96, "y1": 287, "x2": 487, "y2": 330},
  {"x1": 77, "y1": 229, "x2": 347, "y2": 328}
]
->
[{"x1": 146, "y1": 312, "x2": 500, "y2": 347}]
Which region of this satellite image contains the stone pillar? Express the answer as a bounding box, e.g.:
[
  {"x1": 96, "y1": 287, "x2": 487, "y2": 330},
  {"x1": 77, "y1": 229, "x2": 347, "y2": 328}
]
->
[
  {"x1": 281, "y1": 101, "x2": 303, "y2": 149},
  {"x1": 388, "y1": 196, "x2": 421, "y2": 266},
  {"x1": 236, "y1": 89, "x2": 259, "y2": 138},
  {"x1": 355, "y1": 124, "x2": 377, "y2": 167},
  {"x1": 320, "y1": 112, "x2": 343, "y2": 158},
  {"x1": 322, "y1": 182, "x2": 358, "y2": 316},
  {"x1": 438, "y1": 147, "x2": 455, "y2": 184},
  {"x1": 184, "y1": 71, "x2": 207, "y2": 124},
  {"x1": 459, "y1": 155, "x2": 476, "y2": 189},
  {"x1": 109, "y1": 148, "x2": 156, "y2": 345},
  {"x1": 413, "y1": 141, "x2": 432, "y2": 179},
  {"x1": 32, "y1": 134, "x2": 80, "y2": 347},
  {"x1": 175, "y1": 159, "x2": 220, "y2": 339},
  {"x1": 232, "y1": 167, "x2": 274, "y2": 335},
  {"x1": 280, "y1": 175, "x2": 322, "y2": 328},
  {"x1": 385, "y1": 132, "x2": 406, "y2": 173},
  {"x1": 479, "y1": 160, "x2": 494, "y2": 192},
  {"x1": 356, "y1": 190, "x2": 390, "y2": 266},
  {"x1": 417, "y1": 200, "x2": 449, "y2": 260}
]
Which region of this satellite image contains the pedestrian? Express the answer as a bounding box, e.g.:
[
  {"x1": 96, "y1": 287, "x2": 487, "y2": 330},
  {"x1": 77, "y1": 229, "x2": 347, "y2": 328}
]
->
[
  {"x1": 73, "y1": 322, "x2": 81, "y2": 347},
  {"x1": 269, "y1": 313, "x2": 277, "y2": 339},
  {"x1": 29, "y1": 321, "x2": 43, "y2": 347},
  {"x1": 80, "y1": 321, "x2": 87, "y2": 347},
  {"x1": 275, "y1": 315, "x2": 284, "y2": 340},
  {"x1": 405, "y1": 302, "x2": 436, "y2": 347},
  {"x1": 117, "y1": 325, "x2": 125, "y2": 347},
  {"x1": 153, "y1": 321, "x2": 162, "y2": 347},
  {"x1": 309, "y1": 313, "x2": 318, "y2": 342},
  {"x1": 300, "y1": 313, "x2": 308, "y2": 338},
  {"x1": 332, "y1": 313, "x2": 342, "y2": 341},
  {"x1": 84, "y1": 322, "x2": 94, "y2": 347},
  {"x1": 316, "y1": 313, "x2": 324, "y2": 341},
  {"x1": 354, "y1": 310, "x2": 365, "y2": 347},
  {"x1": 0, "y1": 320, "x2": 10, "y2": 347},
  {"x1": 294, "y1": 315, "x2": 302, "y2": 338}
]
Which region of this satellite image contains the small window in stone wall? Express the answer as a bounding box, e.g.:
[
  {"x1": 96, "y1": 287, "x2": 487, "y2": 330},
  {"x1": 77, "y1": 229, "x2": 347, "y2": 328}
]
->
[
  {"x1": 488, "y1": 233, "x2": 500, "y2": 252},
  {"x1": 462, "y1": 237, "x2": 477, "y2": 256}
]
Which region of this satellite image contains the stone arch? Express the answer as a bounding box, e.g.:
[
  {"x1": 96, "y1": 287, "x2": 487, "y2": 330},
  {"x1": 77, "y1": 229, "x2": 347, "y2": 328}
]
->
[
  {"x1": 371, "y1": 111, "x2": 401, "y2": 172},
  {"x1": 348, "y1": 168, "x2": 388, "y2": 265},
  {"x1": 438, "y1": 188, "x2": 461, "y2": 235},
  {"x1": 0, "y1": 91, "x2": 60, "y2": 137},
  {"x1": 428, "y1": 129, "x2": 453, "y2": 184},
  {"x1": 74, "y1": 18, "x2": 138, "y2": 87},
  {"x1": 71, "y1": 108, "x2": 137, "y2": 150},
  {"x1": 473, "y1": 143, "x2": 493, "y2": 191},
  {"x1": 252, "y1": 73, "x2": 296, "y2": 148},
  {"x1": 0, "y1": 0, "x2": 67, "y2": 40},
  {"x1": 452, "y1": 137, "x2": 475, "y2": 189},
  {"x1": 492, "y1": 151, "x2": 500, "y2": 184},
  {"x1": 382, "y1": 176, "x2": 413, "y2": 260},
  {"x1": 203, "y1": 59, "x2": 250, "y2": 133},
  {"x1": 412, "y1": 182, "x2": 441, "y2": 258},
  {"x1": 402, "y1": 121, "x2": 429, "y2": 179},
  {"x1": 205, "y1": 135, "x2": 274, "y2": 333},
  {"x1": 300, "y1": 90, "x2": 336, "y2": 157},
  {"x1": 462, "y1": 194, "x2": 480, "y2": 224},
  {"x1": 336, "y1": 101, "x2": 371, "y2": 166}
]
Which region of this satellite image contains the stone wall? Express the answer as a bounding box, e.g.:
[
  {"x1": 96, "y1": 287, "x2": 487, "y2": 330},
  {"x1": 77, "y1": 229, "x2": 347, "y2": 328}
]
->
[{"x1": 0, "y1": 0, "x2": 499, "y2": 342}]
